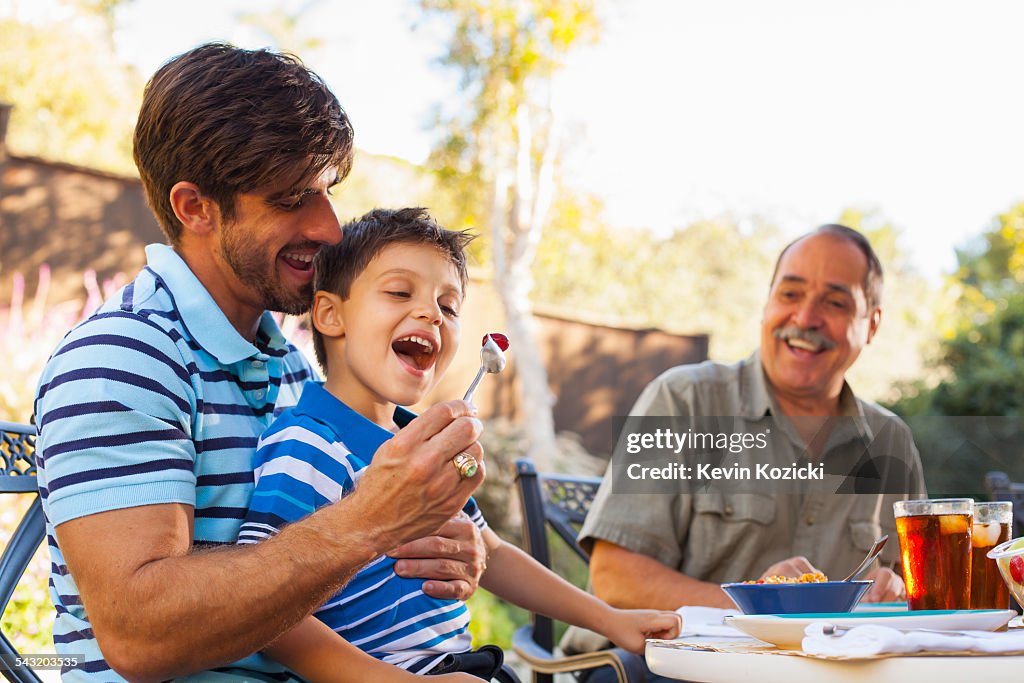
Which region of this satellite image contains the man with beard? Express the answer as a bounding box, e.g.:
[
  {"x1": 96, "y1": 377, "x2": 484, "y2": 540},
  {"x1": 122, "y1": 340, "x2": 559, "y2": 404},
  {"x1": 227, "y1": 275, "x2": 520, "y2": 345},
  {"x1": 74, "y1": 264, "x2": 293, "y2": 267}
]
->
[
  {"x1": 564, "y1": 225, "x2": 926, "y2": 683},
  {"x1": 33, "y1": 43, "x2": 486, "y2": 683}
]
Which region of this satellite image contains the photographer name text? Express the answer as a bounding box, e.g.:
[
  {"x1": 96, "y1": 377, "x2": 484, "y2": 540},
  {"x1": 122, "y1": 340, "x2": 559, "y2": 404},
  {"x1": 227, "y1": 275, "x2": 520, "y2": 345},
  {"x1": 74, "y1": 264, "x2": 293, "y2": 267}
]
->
[{"x1": 625, "y1": 462, "x2": 825, "y2": 481}]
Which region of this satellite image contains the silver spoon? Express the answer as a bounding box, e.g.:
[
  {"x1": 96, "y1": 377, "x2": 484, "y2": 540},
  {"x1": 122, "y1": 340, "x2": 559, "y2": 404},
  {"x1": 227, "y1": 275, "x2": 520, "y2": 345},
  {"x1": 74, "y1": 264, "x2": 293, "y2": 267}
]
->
[
  {"x1": 463, "y1": 333, "x2": 508, "y2": 403},
  {"x1": 841, "y1": 534, "x2": 888, "y2": 582},
  {"x1": 823, "y1": 624, "x2": 979, "y2": 637}
]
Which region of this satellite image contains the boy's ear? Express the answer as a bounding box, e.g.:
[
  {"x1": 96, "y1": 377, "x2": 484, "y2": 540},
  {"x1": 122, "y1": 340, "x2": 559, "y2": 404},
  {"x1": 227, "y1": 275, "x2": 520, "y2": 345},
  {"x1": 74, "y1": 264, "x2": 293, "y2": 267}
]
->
[
  {"x1": 312, "y1": 291, "x2": 346, "y2": 338},
  {"x1": 169, "y1": 181, "x2": 219, "y2": 236}
]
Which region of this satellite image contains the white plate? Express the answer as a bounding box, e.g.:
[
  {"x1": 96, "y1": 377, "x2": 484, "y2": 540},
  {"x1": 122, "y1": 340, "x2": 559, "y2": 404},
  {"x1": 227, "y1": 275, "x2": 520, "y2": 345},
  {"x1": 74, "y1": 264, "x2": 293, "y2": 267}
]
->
[
  {"x1": 725, "y1": 609, "x2": 1016, "y2": 649},
  {"x1": 854, "y1": 601, "x2": 908, "y2": 612}
]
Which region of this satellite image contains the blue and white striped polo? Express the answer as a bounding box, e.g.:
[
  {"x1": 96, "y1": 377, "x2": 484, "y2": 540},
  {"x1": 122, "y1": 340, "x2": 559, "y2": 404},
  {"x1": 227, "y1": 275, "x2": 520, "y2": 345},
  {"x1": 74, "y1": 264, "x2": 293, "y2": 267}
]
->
[
  {"x1": 238, "y1": 382, "x2": 486, "y2": 673},
  {"x1": 34, "y1": 243, "x2": 314, "y2": 682}
]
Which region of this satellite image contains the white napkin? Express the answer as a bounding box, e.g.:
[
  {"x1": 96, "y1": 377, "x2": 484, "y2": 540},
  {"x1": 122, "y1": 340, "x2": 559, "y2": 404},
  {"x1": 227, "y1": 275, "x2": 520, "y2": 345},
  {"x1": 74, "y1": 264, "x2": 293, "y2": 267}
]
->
[
  {"x1": 802, "y1": 623, "x2": 1024, "y2": 657},
  {"x1": 674, "y1": 606, "x2": 746, "y2": 638}
]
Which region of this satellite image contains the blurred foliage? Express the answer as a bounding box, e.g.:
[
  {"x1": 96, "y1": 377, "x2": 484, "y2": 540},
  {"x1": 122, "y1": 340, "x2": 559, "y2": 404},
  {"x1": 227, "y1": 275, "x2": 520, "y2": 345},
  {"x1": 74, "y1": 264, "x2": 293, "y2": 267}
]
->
[
  {"x1": 64, "y1": 0, "x2": 129, "y2": 28},
  {"x1": 835, "y1": 208, "x2": 943, "y2": 403},
  {"x1": 421, "y1": 0, "x2": 604, "y2": 467},
  {"x1": 1, "y1": 266, "x2": 125, "y2": 422},
  {"x1": 330, "y1": 151, "x2": 440, "y2": 226},
  {"x1": 238, "y1": 0, "x2": 325, "y2": 55},
  {"x1": 889, "y1": 201, "x2": 1024, "y2": 417},
  {"x1": 421, "y1": 0, "x2": 602, "y2": 279},
  {"x1": 465, "y1": 589, "x2": 527, "y2": 650},
  {"x1": 422, "y1": 0, "x2": 601, "y2": 234},
  {"x1": 0, "y1": 1, "x2": 143, "y2": 175},
  {"x1": 534, "y1": 197, "x2": 782, "y2": 363},
  {"x1": 885, "y1": 203, "x2": 1024, "y2": 495}
]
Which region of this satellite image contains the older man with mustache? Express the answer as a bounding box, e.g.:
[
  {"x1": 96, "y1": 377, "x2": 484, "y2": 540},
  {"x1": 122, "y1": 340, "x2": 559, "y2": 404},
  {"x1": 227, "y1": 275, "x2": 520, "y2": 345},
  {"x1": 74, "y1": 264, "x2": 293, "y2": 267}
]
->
[{"x1": 565, "y1": 224, "x2": 926, "y2": 682}]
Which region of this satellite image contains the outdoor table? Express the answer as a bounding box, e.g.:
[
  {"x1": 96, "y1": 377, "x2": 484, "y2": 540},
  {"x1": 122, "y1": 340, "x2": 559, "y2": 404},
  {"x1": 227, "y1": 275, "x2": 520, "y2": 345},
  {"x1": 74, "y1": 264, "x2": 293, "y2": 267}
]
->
[{"x1": 645, "y1": 636, "x2": 1024, "y2": 682}]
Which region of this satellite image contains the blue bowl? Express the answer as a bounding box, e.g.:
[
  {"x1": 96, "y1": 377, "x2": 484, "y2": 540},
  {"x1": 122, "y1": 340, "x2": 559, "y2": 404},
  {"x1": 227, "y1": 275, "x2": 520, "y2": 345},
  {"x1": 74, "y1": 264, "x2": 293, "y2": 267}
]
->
[{"x1": 721, "y1": 580, "x2": 872, "y2": 615}]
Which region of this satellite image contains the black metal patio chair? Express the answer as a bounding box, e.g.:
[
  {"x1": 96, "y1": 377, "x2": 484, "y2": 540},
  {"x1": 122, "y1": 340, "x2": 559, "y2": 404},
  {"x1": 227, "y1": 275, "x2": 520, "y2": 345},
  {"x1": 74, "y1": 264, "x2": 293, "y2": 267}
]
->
[
  {"x1": 0, "y1": 421, "x2": 44, "y2": 683},
  {"x1": 512, "y1": 458, "x2": 646, "y2": 683}
]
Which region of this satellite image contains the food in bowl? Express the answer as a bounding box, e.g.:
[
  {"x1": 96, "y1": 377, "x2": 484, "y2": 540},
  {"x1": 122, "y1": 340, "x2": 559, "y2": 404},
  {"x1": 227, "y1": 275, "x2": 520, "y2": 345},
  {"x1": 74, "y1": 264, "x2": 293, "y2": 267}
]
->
[
  {"x1": 987, "y1": 536, "x2": 1024, "y2": 608},
  {"x1": 744, "y1": 571, "x2": 828, "y2": 585},
  {"x1": 722, "y1": 578, "x2": 871, "y2": 615}
]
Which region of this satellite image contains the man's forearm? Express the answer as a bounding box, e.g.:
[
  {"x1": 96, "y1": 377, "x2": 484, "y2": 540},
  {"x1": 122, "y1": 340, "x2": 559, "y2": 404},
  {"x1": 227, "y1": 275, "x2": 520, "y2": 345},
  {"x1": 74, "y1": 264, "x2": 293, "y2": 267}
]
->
[
  {"x1": 58, "y1": 401, "x2": 483, "y2": 682},
  {"x1": 589, "y1": 540, "x2": 734, "y2": 610}
]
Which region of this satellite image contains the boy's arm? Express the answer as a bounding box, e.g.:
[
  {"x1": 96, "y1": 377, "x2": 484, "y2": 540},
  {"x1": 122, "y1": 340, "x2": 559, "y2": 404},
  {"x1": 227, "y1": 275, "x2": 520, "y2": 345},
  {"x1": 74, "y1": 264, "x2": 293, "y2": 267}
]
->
[
  {"x1": 478, "y1": 529, "x2": 681, "y2": 654},
  {"x1": 265, "y1": 617, "x2": 457, "y2": 683},
  {"x1": 266, "y1": 616, "x2": 479, "y2": 682}
]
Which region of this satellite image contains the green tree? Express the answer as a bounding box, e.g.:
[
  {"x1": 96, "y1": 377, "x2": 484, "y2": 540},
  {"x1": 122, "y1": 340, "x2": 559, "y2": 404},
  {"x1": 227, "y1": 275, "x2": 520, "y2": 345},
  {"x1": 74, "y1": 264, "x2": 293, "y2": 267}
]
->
[
  {"x1": 884, "y1": 203, "x2": 1024, "y2": 494},
  {"x1": 534, "y1": 206, "x2": 783, "y2": 361},
  {"x1": 890, "y1": 202, "x2": 1024, "y2": 416},
  {"x1": 0, "y1": 1, "x2": 142, "y2": 175},
  {"x1": 237, "y1": 0, "x2": 325, "y2": 55},
  {"x1": 423, "y1": 0, "x2": 601, "y2": 467},
  {"x1": 329, "y1": 150, "x2": 439, "y2": 221},
  {"x1": 834, "y1": 208, "x2": 943, "y2": 402}
]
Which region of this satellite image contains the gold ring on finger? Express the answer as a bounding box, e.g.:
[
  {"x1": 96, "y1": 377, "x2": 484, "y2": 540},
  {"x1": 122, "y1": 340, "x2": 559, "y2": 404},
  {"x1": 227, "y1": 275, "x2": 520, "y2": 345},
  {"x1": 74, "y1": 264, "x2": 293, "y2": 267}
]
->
[{"x1": 452, "y1": 452, "x2": 479, "y2": 479}]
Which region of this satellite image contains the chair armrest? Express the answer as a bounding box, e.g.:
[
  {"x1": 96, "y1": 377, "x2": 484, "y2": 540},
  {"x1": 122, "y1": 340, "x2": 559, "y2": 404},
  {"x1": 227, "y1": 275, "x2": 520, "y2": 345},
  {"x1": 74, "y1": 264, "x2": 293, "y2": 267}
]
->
[
  {"x1": 511, "y1": 625, "x2": 646, "y2": 683},
  {"x1": 0, "y1": 497, "x2": 44, "y2": 614}
]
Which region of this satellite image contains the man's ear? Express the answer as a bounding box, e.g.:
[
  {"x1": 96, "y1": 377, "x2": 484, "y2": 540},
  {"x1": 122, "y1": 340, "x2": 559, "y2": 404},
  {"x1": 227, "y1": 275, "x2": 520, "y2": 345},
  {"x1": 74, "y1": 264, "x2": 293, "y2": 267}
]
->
[
  {"x1": 169, "y1": 181, "x2": 219, "y2": 236},
  {"x1": 866, "y1": 307, "x2": 882, "y2": 344},
  {"x1": 312, "y1": 291, "x2": 346, "y2": 339}
]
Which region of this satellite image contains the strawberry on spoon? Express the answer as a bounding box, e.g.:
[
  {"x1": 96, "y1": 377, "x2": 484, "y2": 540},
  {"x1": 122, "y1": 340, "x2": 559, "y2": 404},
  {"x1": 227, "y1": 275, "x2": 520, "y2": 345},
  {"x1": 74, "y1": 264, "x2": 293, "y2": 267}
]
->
[{"x1": 463, "y1": 333, "x2": 509, "y2": 403}]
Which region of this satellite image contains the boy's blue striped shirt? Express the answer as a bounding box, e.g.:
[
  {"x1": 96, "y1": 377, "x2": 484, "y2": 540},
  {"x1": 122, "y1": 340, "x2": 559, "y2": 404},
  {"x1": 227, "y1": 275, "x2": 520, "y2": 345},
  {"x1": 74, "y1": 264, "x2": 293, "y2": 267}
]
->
[
  {"x1": 239, "y1": 382, "x2": 487, "y2": 673},
  {"x1": 34, "y1": 244, "x2": 313, "y2": 682}
]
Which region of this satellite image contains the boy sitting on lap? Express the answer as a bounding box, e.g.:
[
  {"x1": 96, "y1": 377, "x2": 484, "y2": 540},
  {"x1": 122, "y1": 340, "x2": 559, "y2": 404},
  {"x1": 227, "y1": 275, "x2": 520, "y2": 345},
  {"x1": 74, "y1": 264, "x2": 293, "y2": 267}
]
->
[{"x1": 240, "y1": 207, "x2": 681, "y2": 681}]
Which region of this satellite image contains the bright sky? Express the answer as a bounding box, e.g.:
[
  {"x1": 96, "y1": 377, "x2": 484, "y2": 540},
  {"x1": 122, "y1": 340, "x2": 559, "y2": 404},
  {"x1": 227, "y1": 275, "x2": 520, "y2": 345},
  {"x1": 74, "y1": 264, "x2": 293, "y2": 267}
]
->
[{"x1": 110, "y1": 0, "x2": 1024, "y2": 278}]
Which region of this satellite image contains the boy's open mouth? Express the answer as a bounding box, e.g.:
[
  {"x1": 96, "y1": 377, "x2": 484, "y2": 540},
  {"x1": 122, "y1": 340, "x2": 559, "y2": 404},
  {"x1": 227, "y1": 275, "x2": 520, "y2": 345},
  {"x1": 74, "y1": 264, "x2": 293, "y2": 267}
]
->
[{"x1": 392, "y1": 335, "x2": 438, "y2": 372}]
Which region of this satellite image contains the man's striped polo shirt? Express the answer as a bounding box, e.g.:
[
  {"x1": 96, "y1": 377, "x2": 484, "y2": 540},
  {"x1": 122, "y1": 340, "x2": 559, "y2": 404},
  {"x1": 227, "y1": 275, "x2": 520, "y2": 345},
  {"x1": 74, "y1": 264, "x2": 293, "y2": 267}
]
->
[{"x1": 34, "y1": 243, "x2": 314, "y2": 682}]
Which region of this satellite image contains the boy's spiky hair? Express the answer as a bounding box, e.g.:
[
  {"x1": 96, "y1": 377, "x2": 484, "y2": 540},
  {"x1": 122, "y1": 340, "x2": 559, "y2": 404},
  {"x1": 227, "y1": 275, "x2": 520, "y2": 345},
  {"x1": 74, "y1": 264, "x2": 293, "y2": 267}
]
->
[{"x1": 311, "y1": 207, "x2": 474, "y2": 372}]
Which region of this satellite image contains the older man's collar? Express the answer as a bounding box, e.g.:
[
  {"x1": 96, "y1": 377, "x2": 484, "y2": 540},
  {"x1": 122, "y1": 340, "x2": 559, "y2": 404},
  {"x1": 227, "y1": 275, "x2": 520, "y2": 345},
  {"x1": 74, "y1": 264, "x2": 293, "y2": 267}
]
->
[
  {"x1": 745, "y1": 347, "x2": 874, "y2": 444},
  {"x1": 837, "y1": 381, "x2": 875, "y2": 442},
  {"x1": 739, "y1": 349, "x2": 774, "y2": 419}
]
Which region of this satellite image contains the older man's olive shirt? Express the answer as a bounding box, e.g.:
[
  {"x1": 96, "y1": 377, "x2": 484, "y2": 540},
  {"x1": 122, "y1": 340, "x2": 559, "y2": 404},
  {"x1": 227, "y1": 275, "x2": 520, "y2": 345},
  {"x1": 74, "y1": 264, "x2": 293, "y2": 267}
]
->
[{"x1": 565, "y1": 351, "x2": 926, "y2": 652}]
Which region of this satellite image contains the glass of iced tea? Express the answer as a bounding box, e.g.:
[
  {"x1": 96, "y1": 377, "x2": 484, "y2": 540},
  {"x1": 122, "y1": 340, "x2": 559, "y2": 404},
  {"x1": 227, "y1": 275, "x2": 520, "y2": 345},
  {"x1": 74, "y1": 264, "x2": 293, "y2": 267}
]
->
[
  {"x1": 971, "y1": 501, "x2": 1012, "y2": 609},
  {"x1": 894, "y1": 498, "x2": 973, "y2": 610}
]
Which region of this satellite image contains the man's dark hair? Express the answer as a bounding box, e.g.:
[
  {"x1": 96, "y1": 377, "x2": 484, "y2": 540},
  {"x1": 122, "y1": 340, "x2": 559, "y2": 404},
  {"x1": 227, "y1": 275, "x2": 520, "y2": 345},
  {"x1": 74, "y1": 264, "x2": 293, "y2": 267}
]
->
[
  {"x1": 771, "y1": 224, "x2": 884, "y2": 309},
  {"x1": 133, "y1": 42, "x2": 354, "y2": 242},
  {"x1": 312, "y1": 207, "x2": 474, "y2": 372}
]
